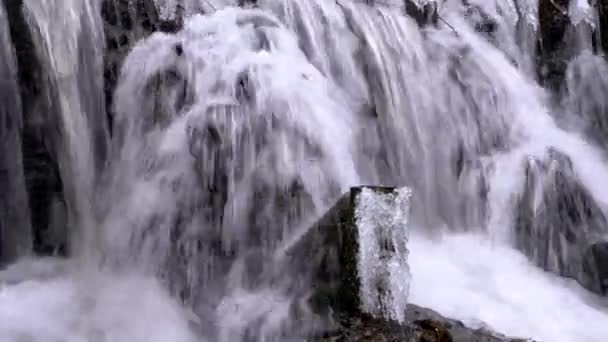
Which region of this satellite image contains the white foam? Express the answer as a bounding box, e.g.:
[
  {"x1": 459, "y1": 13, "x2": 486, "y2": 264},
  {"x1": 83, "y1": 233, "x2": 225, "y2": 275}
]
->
[
  {"x1": 0, "y1": 261, "x2": 199, "y2": 342},
  {"x1": 408, "y1": 232, "x2": 608, "y2": 342}
]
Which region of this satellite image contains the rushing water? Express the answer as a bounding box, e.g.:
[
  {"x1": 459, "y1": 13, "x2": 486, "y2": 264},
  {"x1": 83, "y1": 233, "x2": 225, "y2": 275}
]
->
[{"x1": 2, "y1": 0, "x2": 608, "y2": 341}]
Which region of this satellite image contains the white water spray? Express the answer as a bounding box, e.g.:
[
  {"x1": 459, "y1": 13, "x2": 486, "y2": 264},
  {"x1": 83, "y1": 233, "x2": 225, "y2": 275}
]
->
[{"x1": 1, "y1": 0, "x2": 608, "y2": 341}]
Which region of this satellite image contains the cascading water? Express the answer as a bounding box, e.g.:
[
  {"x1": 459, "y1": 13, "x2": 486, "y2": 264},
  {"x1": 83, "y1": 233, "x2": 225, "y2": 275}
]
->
[
  {"x1": 1, "y1": 0, "x2": 608, "y2": 341},
  {"x1": 0, "y1": 0, "x2": 32, "y2": 264}
]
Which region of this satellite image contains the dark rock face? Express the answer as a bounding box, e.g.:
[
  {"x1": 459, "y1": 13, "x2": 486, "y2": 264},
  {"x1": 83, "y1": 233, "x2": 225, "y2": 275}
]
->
[
  {"x1": 404, "y1": 0, "x2": 438, "y2": 27},
  {"x1": 538, "y1": 0, "x2": 571, "y2": 89},
  {"x1": 564, "y1": 52, "x2": 608, "y2": 150},
  {"x1": 516, "y1": 147, "x2": 608, "y2": 294},
  {"x1": 582, "y1": 242, "x2": 608, "y2": 295},
  {"x1": 599, "y1": 0, "x2": 608, "y2": 54}
]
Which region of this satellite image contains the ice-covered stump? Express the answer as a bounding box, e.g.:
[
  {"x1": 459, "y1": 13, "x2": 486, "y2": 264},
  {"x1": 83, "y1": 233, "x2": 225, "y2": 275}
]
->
[
  {"x1": 285, "y1": 186, "x2": 412, "y2": 322},
  {"x1": 356, "y1": 187, "x2": 412, "y2": 322}
]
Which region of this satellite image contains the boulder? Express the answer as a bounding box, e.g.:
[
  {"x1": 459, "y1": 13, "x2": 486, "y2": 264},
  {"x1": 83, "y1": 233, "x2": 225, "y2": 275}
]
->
[{"x1": 515, "y1": 147, "x2": 608, "y2": 295}]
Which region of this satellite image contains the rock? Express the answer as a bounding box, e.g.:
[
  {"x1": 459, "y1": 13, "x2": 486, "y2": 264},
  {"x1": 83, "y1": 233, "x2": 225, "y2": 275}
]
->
[
  {"x1": 563, "y1": 51, "x2": 608, "y2": 150},
  {"x1": 0, "y1": 1, "x2": 32, "y2": 264},
  {"x1": 413, "y1": 319, "x2": 453, "y2": 342},
  {"x1": 2, "y1": 0, "x2": 67, "y2": 259},
  {"x1": 515, "y1": 147, "x2": 608, "y2": 295},
  {"x1": 538, "y1": 0, "x2": 571, "y2": 89},
  {"x1": 313, "y1": 305, "x2": 533, "y2": 342},
  {"x1": 102, "y1": 0, "x2": 183, "y2": 134},
  {"x1": 581, "y1": 241, "x2": 608, "y2": 295},
  {"x1": 401, "y1": 305, "x2": 532, "y2": 342},
  {"x1": 599, "y1": 0, "x2": 608, "y2": 55},
  {"x1": 462, "y1": 1, "x2": 498, "y2": 35},
  {"x1": 404, "y1": 0, "x2": 438, "y2": 27}
]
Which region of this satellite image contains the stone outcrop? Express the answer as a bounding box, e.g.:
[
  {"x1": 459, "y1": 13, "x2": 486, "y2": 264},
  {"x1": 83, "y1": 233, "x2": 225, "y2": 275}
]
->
[{"x1": 516, "y1": 147, "x2": 608, "y2": 295}]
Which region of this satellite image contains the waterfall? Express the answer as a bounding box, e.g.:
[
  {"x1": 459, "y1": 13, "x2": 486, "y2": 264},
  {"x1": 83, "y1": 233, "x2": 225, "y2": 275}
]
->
[
  {"x1": 21, "y1": 0, "x2": 109, "y2": 260},
  {"x1": 1, "y1": 0, "x2": 608, "y2": 341},
  {"x1": 0, "y1": 1, "x2": 32, "y2": 264}
]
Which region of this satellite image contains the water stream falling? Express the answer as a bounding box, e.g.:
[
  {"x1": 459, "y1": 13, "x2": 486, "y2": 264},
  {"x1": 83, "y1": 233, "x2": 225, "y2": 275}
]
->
[{"x1": 1, "y1": 0, "x2": 608, "y2": 341}]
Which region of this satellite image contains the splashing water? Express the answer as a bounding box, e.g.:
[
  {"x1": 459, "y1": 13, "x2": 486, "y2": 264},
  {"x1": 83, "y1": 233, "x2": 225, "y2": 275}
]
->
[
  {"x1": 0, "y1": 259, "x2": 199, "y2": 342},
  {"x1": 1, "y1": 0, "x2": 608, "y2": 341},
  {"x1": 409, "y1": 232, "x2": 608, "y2": 342}
]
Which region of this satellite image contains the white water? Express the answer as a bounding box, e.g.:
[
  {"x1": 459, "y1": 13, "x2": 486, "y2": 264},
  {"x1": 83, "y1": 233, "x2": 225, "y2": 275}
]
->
[
  {"x1": 2, "y1": 0, "x2": 608, "y2": 341},
  {"x1": 0, "y1": 260, "x2": 198, "y2": 342},
  {"x1": 409, "y1": 233, "x2": 608, "y2": 342},
  {"x1": 356, "y1": 187, "x2": 412, "y2": 322}
]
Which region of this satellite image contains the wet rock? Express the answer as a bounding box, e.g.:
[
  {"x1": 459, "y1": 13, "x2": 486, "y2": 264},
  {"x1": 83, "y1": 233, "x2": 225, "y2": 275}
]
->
[
  {"x1": 581, "y1": 241, "x2": 608, "y2": 295},
  {"x1": 538, "y1": 0, "x2": 571, "y2": 89},
  {"x1": 313, "y1": 305, "x2": 533, "y2": 342},
  {"x1": 2, "y1": 0, "x2": 67, "y2": 259},
  {"x1": 401, "y1": 305, "x2": 532, "y2": 342},
  {"x1": 563, "y1": 51, "x2": 608, "y2": 150},
  {"x1": 413, "y1": 319, "x2": 453, "y2": 342},
  {"x1": 515, "y1": 147, "x2": 608, "y2": 295},
  {"x1": 238, "y1": 0, "x2": 259, "y2": 7},
  {"x1": 102, "y1": 0, "x2": 183, "y2": 134},
  {"x1": 462, "y1": 1, "x2": 498, "y2": 36},
  {"x1": 539, "y1": 0, "x2": 570, "y2": 52},
  {"x1": 404, "y1": 0, "x2": 438, "y2": 27},
  {"x1": 599, "y1": 0, "x2": 608, "y2": 54}
]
